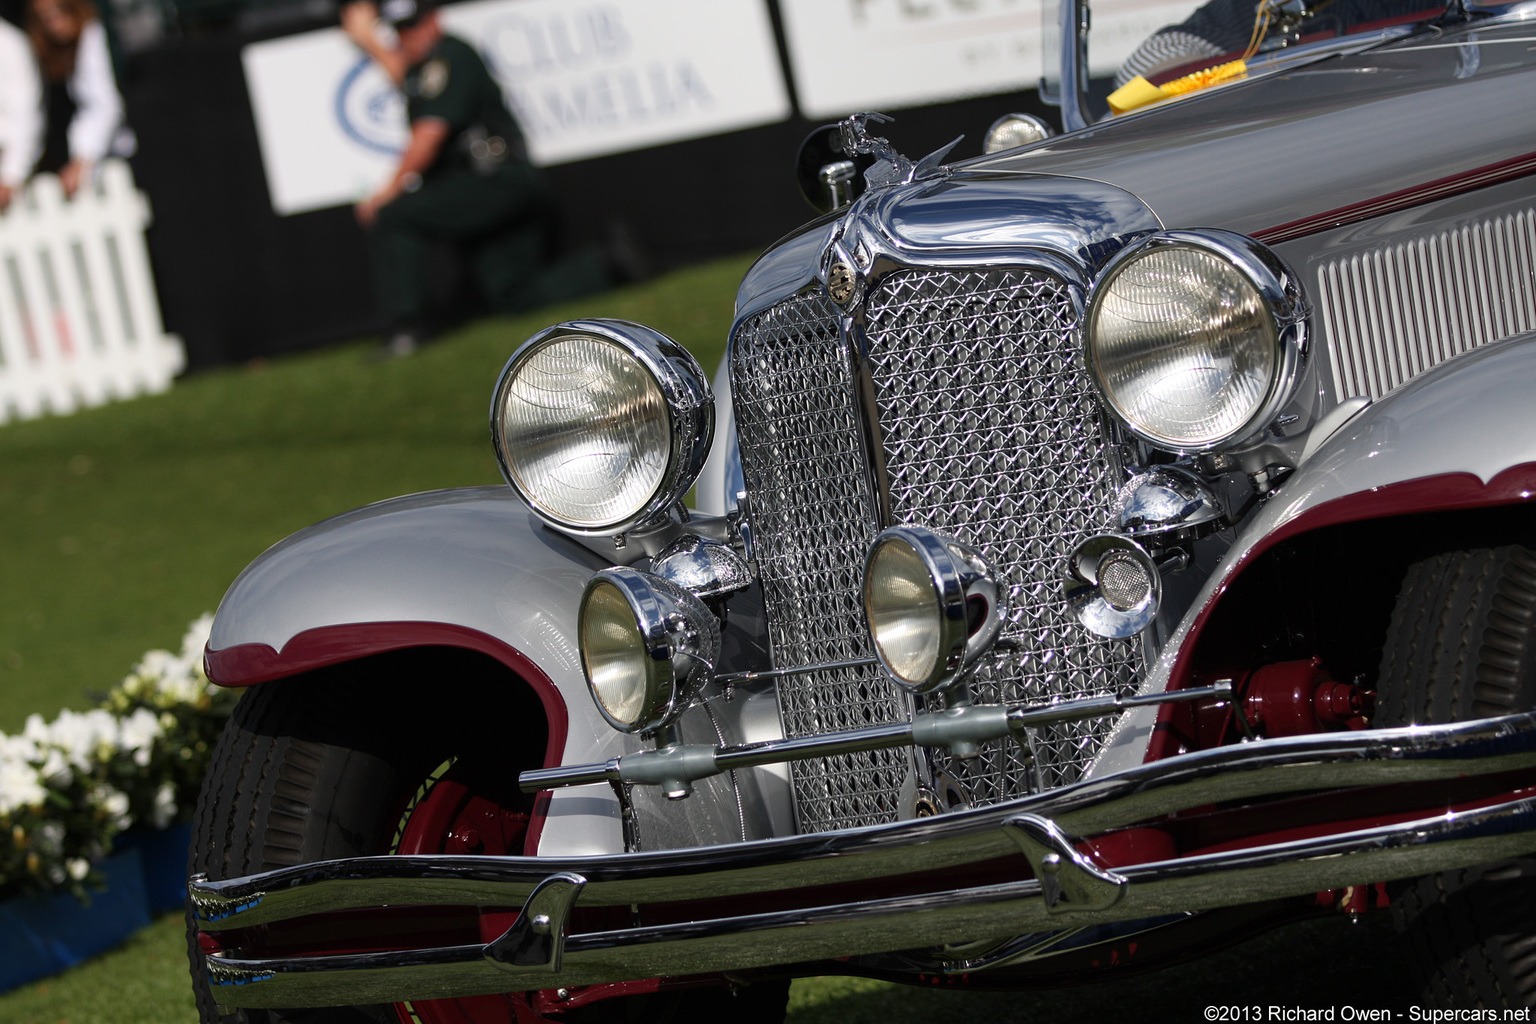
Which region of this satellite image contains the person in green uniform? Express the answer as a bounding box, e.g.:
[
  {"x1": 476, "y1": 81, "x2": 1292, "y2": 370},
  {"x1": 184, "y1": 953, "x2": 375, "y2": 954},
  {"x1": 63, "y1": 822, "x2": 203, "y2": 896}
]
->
[{"x1": 344, "y1": 0, "x2": 611, "y2": 356}]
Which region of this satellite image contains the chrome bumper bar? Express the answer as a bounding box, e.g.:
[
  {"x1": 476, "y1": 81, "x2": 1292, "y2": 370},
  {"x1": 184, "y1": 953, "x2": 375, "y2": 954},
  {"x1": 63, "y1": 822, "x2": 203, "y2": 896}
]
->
[{"x1": 194, "y1": 713, "x2": 1536, "y2": 1009}]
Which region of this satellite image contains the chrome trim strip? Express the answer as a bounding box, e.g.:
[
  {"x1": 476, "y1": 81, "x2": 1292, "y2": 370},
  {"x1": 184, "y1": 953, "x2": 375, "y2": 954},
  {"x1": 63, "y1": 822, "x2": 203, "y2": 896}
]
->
[
  {"x1": 193, "y1": 711, "x2": 1536, "y2": 930},
  {"x1": 204, "y1": 793, "x2": 1536, "y2": 1008},
  {"x1": 519, "y1": 684, "x2": 1234, "y2": 794}
]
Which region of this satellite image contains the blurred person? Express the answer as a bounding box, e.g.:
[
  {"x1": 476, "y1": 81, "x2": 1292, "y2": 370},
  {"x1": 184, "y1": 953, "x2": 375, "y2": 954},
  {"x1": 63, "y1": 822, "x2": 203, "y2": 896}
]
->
[
  {"x1": 0, "y1": 10, "x2": 41, "y2": 210},
  {"x1": 343, "y1": 0, "x2": 615, "y2": 358},
  {"x1": 26, "y1": 0, "x2": 134, "y2": 197}
]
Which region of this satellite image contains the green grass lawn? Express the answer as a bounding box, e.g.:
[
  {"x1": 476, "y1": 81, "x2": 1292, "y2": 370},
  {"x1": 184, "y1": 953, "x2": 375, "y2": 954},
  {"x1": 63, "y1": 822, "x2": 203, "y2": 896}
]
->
[{"x1": 0, "y1": 256, "x2": 748, "y2": 735}]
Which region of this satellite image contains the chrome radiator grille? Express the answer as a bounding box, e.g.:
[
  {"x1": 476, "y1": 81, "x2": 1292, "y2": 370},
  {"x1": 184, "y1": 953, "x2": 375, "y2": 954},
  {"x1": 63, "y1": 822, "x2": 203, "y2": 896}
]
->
[
  {"x1": 865, "y1": 268, "x2": 1142, "y2": 800},
  {"x1": 731, "y1": 293, "x2": 912, "y2": 831},
  {"x1": 1318, "y1": 207, "x2": 1536, "y2": 401},
  {"x1": 731, "y1": 267, "x2": 1141, "y2": 833}
]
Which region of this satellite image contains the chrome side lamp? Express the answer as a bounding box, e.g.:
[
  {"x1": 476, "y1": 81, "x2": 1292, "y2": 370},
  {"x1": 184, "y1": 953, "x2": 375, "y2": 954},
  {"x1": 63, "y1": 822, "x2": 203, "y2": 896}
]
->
[
  {"x1": 1116, "y1": 466, "x2": 1225, "y2": 543},
  {"x1": 1063, "y1": 535, "x2": 1161, "y2": 640},
  {"x1": 579, "y1": 567, "x2": 721, "y2": 734},
  {"x1": 863, "y1": 526, "x2": 1003, "y2": 696}
]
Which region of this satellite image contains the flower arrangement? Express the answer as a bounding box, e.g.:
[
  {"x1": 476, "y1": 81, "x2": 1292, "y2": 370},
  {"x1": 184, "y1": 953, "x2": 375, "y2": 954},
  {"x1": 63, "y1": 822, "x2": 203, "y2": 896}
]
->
[{"x1": 0, "y1": 616, "x2": 235, "y2": 901}]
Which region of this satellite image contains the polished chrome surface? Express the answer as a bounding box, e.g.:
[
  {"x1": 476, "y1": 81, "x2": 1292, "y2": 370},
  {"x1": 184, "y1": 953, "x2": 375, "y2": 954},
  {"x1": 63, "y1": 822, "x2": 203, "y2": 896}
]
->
[
  {"x1": 731, "y1": 255, "x2": 1146, "y2": 831},
  {"x1": 198, "y1": 712, "x2": 1536, "y2": 1006},
  {"x1": 1084, "y1": 229, "x2": 1309, "y2": 454},
  {"x1": 862, "y1": 526, "x2": 1002, "y2": 695},
  {"x1": 482, "y1": 872, "x2": 584, "y2": 972},
  {"x1": 730, "y1": 289, "x2": 911, "y2": 831},
  {"x1": 1115, "y1": 466, "x2": 1226, "y2": 541},
  {"x1": 193, "y1": 709, "x2": 1536, "y2": 930},
  {"x1": 579, "y1": 568, "x2": 721, "y2": 736},
  {"x1": 491, "y1": 319, "x2": 714, "y2": 538},
  {"x1": 1063, "y1": 535, "x2": 1161, "y2": 640},
  {"x1": 732, "y1": 176, "x2": 1159, "y2": 326},
  {"x1": 1090, "y1": 331, "x2": 1536, "y2": 778},
  {"x1": 1317, "y1": 206, "x2": 1536, "y2": 401},
  {"x1": 649, "y1": 533, "x2": 753, "y2": 599},
  {"x1": 981, "y1": 17, "x2": 1536, "y2": 240},
  {"x1": 983, "y1": 114, "x2": 1054, "y2": 155},
  {"x1": 861, "y1": 263, "x2": 1143, "y2": 803},
  {"x1": 520, "y1": 684, "x2": 1233, "y2": 795}
]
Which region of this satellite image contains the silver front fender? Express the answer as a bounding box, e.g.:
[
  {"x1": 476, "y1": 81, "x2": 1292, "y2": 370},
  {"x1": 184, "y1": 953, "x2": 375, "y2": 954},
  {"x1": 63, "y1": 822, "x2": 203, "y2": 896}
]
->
[
  {"x1": 205, "y1": 486, "x2": 636, "y2": 857},
  {"x1": 1095, "y1": 331, "x2": 1536, "y2": 776}
]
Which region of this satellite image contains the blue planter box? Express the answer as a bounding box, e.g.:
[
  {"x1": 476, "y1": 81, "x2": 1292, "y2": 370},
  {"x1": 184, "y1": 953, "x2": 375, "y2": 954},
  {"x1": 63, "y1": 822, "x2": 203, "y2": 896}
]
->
[{"x1": 0, "y1": 823, "x2": 192, "y2": 993}]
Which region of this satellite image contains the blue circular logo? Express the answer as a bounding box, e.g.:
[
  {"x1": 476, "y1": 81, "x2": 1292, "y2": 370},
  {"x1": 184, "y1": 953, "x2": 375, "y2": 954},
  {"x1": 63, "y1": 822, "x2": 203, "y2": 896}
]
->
[{"x1": 335, "y1": 56, "x2": 408, "y2": 156}]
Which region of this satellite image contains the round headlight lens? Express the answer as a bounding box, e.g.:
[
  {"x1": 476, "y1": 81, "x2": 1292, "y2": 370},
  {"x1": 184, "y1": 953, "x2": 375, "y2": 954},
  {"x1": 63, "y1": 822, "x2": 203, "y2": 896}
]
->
[
  {"x1": 866, "y1": 538, "x2": 944, "y2": 688},
  {"x1": 983, "y1": 113, "x2": 1053, "y2": 154},
  {"x1": 580, "y1": 578, "x2": 657, "y2": 729},
  {"x1": 1087, "y1": 242, "x2": 1280, "y2": 450},
  {"x1": 495, "y1": 334, "x2": 671, "y2": 530}
]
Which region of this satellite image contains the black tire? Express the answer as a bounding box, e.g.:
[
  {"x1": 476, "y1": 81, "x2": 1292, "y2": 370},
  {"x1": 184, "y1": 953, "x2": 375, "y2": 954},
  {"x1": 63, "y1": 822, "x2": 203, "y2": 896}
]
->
[
  {"x1": 186, "y1": 666, "x2": 445, "y2": 1024},
  {"x1": 1377, "y1": 544, "x2": 1536, "y2": 1008}
]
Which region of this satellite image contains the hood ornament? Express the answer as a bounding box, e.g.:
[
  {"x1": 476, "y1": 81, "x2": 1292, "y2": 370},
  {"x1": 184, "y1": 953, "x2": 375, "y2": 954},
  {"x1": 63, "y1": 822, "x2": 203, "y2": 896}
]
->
[{"x1": 839, "y1": 112, "x2": 962, "y2": 190}]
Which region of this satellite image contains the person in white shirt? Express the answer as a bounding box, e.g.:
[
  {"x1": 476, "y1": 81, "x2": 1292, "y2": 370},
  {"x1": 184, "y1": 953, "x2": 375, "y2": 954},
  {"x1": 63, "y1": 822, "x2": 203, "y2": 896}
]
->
[
  {"x1": 26, "y1": 0, "x2": 132, "y2": 197},
  {"x1": 0, "y1": 16, "x2": 41, "y2": 209}
]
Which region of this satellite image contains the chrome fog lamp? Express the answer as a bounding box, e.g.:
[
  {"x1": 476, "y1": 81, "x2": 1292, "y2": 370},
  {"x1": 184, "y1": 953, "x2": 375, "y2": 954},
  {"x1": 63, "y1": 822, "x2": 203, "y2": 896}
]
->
[
  {"x1": 863, "y1": 527, "x2": 1002, "y2": 695},
  {"x1": 983, "y1": 113, "x2": 1054, "y2": 154},
  {"x1": 491, "y1": 321, "x2": 714, "y2": 536},
  {"x1": 1085, "y1": 230, "x2": 1307, "y2": 453},
  {"x1": 579, "y1": 568, "x2": 721, "y2": 735},
  {"x1": 1115, "y1": 466, "x2": 1225, "y2": 543},
  {"x1": 1063, "y1": 535, "x2": 1161, "y2": 640}
]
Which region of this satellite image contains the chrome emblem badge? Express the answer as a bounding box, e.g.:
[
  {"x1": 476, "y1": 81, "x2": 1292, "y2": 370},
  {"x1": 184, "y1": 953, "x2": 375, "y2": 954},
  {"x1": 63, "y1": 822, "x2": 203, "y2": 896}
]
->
[{"x1": 827, "y1": 261, "x2": 856, "y2": 305}]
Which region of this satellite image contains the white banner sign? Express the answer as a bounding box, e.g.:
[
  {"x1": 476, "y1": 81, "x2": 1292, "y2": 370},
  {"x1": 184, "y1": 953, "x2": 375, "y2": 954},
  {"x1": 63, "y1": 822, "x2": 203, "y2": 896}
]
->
[
  {"x1": 778, "y1": 0, "x2": 1202, "y2": 119},
  {"x1": 243, "y1": 0, "x2": 791, "y2": 216}
]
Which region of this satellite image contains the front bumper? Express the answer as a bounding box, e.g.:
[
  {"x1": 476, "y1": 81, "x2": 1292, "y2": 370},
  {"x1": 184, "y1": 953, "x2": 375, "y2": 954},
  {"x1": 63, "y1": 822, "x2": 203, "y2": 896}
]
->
[{"x1": 193, "y1": 713, "x2": 1536, "y2": 1009}]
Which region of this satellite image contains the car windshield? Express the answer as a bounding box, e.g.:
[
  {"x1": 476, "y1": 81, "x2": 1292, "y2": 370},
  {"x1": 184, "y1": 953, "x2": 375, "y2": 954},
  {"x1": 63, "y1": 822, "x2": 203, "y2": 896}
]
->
[{"x1": 1045, "y1": 0, "x2": 1458, "y2": 122}]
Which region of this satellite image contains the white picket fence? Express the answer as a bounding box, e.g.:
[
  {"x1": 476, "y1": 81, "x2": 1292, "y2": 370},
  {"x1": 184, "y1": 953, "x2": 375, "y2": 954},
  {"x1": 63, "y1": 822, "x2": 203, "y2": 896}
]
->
[{"x1": 0, "y1": 159, "x2": 184, "y2": 424}]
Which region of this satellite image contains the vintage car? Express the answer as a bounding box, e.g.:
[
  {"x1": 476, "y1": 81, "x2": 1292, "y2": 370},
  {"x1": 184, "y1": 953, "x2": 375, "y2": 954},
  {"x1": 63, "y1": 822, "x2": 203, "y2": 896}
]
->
[{"x1": 186, "y1": 0, "x2": 1536, "y2": 1020}]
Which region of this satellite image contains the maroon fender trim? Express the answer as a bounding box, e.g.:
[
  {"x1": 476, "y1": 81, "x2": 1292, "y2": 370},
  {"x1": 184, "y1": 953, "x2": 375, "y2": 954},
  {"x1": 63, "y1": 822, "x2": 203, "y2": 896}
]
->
[
  {"x1": 205, "y1": 622, "x2": 570, "y2": 855},
  {"x1": 1149, "y1": 464, "x2": 1536, "y2": 761},
  {"x1": 1253, "y1": 151, "x2": 1536, "y2": 245}
]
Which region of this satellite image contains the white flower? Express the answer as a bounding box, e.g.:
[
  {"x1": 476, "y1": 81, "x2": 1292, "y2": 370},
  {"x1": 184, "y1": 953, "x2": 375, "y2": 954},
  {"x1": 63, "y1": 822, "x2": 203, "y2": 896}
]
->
[
  {"x1": 93, "y1": 786, "x2": 131, "y2": 832},
  {"x1": 181, "y1": 614, "x2": 214, "y2": 664},
  {"x1": 151, "y1": 781, "x2": 177, "y2": 830},
  {"x1": 0, "y1": 753, "x2": 47, "y2": 816},
  {"x1": 66, "y1": 857, "x2": 89, "y2": 881},
  {"x1": 119, "y1": 708, "x2": 162, "y2": 768},
  {"x1": 47, "y1": 709, "x2": 120, "y2": 768},
  {"x1": 36, "y1": 821, "x2": 65, "y2": 853}
]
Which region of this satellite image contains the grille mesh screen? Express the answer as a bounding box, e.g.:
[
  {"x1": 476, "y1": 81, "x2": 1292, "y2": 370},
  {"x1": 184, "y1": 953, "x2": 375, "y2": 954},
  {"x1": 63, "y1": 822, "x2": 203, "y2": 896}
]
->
[
  {"x1": 865, "y1": 267, "x2": 1142, "y2": 799},
  {"x1": 731, "y1": 293, "x2": 912, "y2": 831},
  {"x1": 730, "y1": 266, "x2": 1141, "y2": 832}
]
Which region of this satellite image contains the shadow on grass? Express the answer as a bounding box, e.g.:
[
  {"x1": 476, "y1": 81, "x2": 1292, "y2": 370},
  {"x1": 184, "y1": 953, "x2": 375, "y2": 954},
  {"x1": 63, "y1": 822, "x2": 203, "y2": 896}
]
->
[{"x1": 788, "y1": 913, "x2": 1408, "y2": 1024}]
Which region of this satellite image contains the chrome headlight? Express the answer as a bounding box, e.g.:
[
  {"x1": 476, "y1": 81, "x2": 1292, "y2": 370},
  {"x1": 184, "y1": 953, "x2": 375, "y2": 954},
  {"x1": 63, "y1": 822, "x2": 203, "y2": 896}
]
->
[
  {"x1": 863, "y1": 527, "x2": 1002, "y2": 696},
  {"x1": 983, "y1": 113, "x2": 1054, "y2": 154},
  {"x1": 1085, "y1": 230, "x2": 1307, "y2": 453},
  {"x1": 579, "y1": 568, "x2": 720, "y2": 734},
  {"x1": 491, "y1": 321, "x2": 713, "y2": 535}
]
